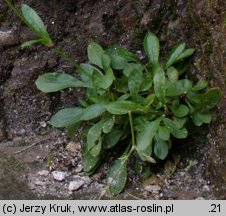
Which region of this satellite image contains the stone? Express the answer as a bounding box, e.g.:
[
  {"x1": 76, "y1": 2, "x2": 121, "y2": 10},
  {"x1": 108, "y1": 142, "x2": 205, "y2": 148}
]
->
[
  {"x1": 0, "y1": 27, "x2": 19, "y2": 47},
  {"x1": 144, "y1": 185, "x2": 161, "y2": 194},
  {"x1": 81, "y1": 176, "x2": 92, "y2": 184},
  {"x1": 75, "y1": 164, "x2": 83, "y2": 173},
  {"x1": 34, "y1": 180, "x2": 46, "y2": 186},
  {"x1": 40, "y1": 121, "x2": 47, "y2": 128},
  {"x1": 68, "y1": 180, "x2": 85, "y2": 191},
  {"x1": 52, "y1": 171, "x2": 66, "y2": 181},
  {"x1": 66, "y1": 141, "x2": 81, "y2": 153},
  {"x1": 38, "y1": 170, "x2": 49, "y2": 176}
]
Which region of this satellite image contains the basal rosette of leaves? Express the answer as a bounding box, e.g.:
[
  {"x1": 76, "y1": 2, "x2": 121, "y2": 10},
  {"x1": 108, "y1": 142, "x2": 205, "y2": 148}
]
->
[{"x1": 5, "y1": 1, "x2": 223, "y2": 195}]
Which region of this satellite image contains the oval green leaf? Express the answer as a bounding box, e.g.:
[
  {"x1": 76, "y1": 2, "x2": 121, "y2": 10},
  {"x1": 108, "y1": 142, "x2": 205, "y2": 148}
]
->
[
  {"x1": 153, "y1": 66, "x2": 166, "y2": 103},
  {"x1": 106, "y1": 101, "x2": 144, "y2": 115},
  {"x1": 49, "y1": 107, "x2": 84, "y2": 127},
  {"x1": 80, "y1": 103, "x2": 106, "y2": 121},
  {"x1": 157, "y1": 126, "x2": 170, "y2": 141},
  {"x1": 108, "y1": 159, "x2": 127, "y2": 195},
  {"x1": 176, "y1": 48, "x2": 195, "y2": 62},
  {"x1": 87, "y1": 42, "x2": 104, "y2": 68},
  {"x1": 136, "y1": 119, "x2": 161, "y2": 151},
  {"x1": 164, "y1": 43, "x2": 186, "y2": 69},
  {"x1": 83, "y1": 152, "x2": 100, "y2": 175},
  {"x1": 128, "y1": 67, "x2": 143, "y2": 95},
  {"x1": 21, "y1": 4, "x2": 52, "y2": 45},
  {"x1": 163, "y1": 118, "x2": 188, "y2": 139},
  {"x1": 103, "y1": 116, "x2": 115, "y2": 134},
  {"x1": 103, "y1": 128, "x2": 124, "y2": 149},
  {"x1": 35, "y1": 72, "x2": 91, "y2": 93},
  {"x1": 192, "y1": 80, "x2": 208, "y2": 91},
  {"x1": 144, "y1": 32, "x2": 160, "y2": 65},
  {"x1": 87, "y1": 120, "x2": 105, "y2": 157},
  {"x1": 191, "y1": 112, "x2": 212, "y2": 126},
  {"x1": 171, "y1": 104, "x2": 189, "y2": 117},
  {"x1": 154, "y1": 137, "x2": 169, "y2": 160}
]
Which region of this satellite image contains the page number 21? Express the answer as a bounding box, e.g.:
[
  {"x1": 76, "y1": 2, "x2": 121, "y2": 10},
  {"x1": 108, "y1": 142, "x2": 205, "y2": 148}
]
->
[{"x1": 209, "y1": 204, "x2": 221, "y2": 213}]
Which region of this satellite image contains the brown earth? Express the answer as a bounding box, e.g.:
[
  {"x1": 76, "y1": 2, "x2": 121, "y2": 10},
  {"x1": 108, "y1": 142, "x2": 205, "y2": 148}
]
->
[{"x1": 0, "y1": 0, "x2": 225, "y2": 199}]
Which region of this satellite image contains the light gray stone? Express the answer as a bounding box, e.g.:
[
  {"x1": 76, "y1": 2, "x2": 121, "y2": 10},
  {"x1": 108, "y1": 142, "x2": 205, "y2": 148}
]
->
[
  {"x1": 52, "y1": 171, "x2": 66, "y2": 181},
  {"x1": 68, "y1": 180, "x2": 85, "y2": 191}
]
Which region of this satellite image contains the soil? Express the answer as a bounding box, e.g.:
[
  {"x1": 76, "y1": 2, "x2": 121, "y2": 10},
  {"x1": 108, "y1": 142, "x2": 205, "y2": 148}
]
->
[{"x1": 0, "y1": 0, "x2": 225, "y2": 199}]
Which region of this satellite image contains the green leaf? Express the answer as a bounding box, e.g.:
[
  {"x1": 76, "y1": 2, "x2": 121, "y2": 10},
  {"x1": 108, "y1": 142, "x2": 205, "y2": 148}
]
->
[
  {"x1": 109, "y1": 54, "x2": 127, "y2": 70},
  {"x1": 157, "y1": 126, "x2": 170, "y2": 141},
  {"x1": 136, "y1": 146, "x2": 156, "y2": 163},
  {"x1": 21, "y1": 38, "x2": 44, "y2": 48},
  {"x1": 108, "y1": 158, "x2": 127, "y2": 195},
  {"x1": 118, "y1": 94, "x2": 130, "y2": 101},
  {"x1": 114, "y1": 77, "x2": 129, "y2": 93},
  {"x1": 188, "y1": 87, "x2": 222, "y2": 112},
  {"x1": 154, "y1": 136, "x2": 169, "y2": 160},
  {"x1": 101, "y1": 54, "x2": 111, "y2": 70},
  {"x1": 103, "y1": 128, "x2": 124, "y2": 149},
  {"x1": 128, "y1": 66, "x2": 143, "y2": 95},
  {"x1": 163, "y1": 118, "x2": 188, "y2": 139},
  {"x1": 192, "y1": 80, "x2": 208, "y2": 91},
  {"x1": 87, "y1": 42, "x2": 104, "y2": 68},
  {"x1": 49, "y1": 107, "x2": 84, "y2": 127},
  {"x1": 79, "y1": 63, "x2": 95, "y2": 84},
  {"x1": 87, "y1": 120, "x2": 105, "y2": 156},
  {"x1": 166, "y1": 79, "x2": 193, "y2": 96},
  {"x1": 143, "y1": 94, "x2": 155, "y2": 107},
  {"x1": 153, "y1": 66, "x2": 166, "y2": 102},
  {"x1": 191, "y1": 112, "x2": 212, "y2": 126},
  {"x1": 106, "y1": 101, "x2": 144, "y2": 115},
  {"x1": 135, "y1": 159, "x2": 152, "y2": 179},
  {"x1": 93, "y1": 68, "x2": 115, "y2": 89},
  {"x1": 176, "y1": 48, "x2": 195, "y2": 62},
  {"x1": 35, "y1": 72, "x2": 91, "y2": 93},
  {"x1": 122, "y1": 64, "x2": 133, "y2": 77},
  {"x1": 166, "y1": 67, "x2": 178, "y2": 83},
  {"x1": 21, "y1": 4, "x2": 47, "y2": 36},
  {"x1": 105, "y1": 46, "x2": 140, "y2": 63},
  {"x1": 140, "y1": 72, "x2": 153, "y2": 91},
  {"x1": 103, "y1": 116, "x2": 115, "y2": 134},
  {"x1": 21, "y1": 4, "x2": 52, "y2": 45},
  {"x1": 83, "y1": 152, "x2": 100, "y2": 175},
  {"x1": 204, "y1": 88, "x2": 223, "y2": 110},
  {"x1": 143, "y1": 32, "x2": 160, "y2": 65},
  {"x1": 165, "y1": 43, "x2": 186, "y2": 69},
  {"x1": 136, "y1": 119, "x2": 161, "y2": 151},
  {"x1": 173, "y1": 117, "x2": 187, "y2": 129},
  {"x1": 80, "y1": 103, "x2": 106, "y2": 121},
  {"x1": 171, "y1": 104, "x2": 189, "y2": 117}
]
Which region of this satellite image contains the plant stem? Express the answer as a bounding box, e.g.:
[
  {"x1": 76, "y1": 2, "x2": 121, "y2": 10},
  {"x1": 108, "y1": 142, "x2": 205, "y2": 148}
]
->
[
  {"x1": 53, "y1": 47, "x2": 92, "y2": 79},
  {"x1": 128, "y1": 111, "x2": 136, "y2": 148}
]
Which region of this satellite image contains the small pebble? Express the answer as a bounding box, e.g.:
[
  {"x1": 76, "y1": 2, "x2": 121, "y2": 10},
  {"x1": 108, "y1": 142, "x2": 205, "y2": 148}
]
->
[
  {"x1": 68, "y1": 180, "x2": 85, "y2": 191},
  {"x1": 52, "y1": 171, "x2": 66, "y2": 181},
  {"x1": 203, "y1": 185, "x2": 210, "y2": 191},
  {"x1": 40, "y1": 121, "x2": 47, "y2": 127},
  {"x1": 66, "y1": 141, "x2": 81, "y2": 153},
  {"x1": 81, "y1": 176, "x2": 92, "y2": 184},
  {"x1": 75, "y1": 164, "x2": 83, "y2": 173},
  {"x1": 144, "y1": 185, "x2": 161, "y2": 194},
  {"x1": 38, "y1": 170, "x2": 49, "y2": 176},
  {"x1": 34, "y1": 180, "x2": 46, "y2": 186}
]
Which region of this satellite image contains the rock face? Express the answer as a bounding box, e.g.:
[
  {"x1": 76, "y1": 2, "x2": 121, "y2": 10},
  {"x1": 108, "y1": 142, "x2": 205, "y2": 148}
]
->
[{"x1": 0, "y1": 0, "x2": 225, "y2": 198}]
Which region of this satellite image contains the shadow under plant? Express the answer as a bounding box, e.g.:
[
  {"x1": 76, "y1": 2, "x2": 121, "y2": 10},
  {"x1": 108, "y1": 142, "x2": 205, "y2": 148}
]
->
[{"x1": 0, "y1": 0, "x2": 225, "y2": 199}]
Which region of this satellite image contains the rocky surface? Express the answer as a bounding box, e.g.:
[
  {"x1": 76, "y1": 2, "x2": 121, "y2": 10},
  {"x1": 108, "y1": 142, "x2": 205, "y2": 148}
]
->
[{"x1": 0, "y1": 0, "x2": 225, "y2": 199}]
